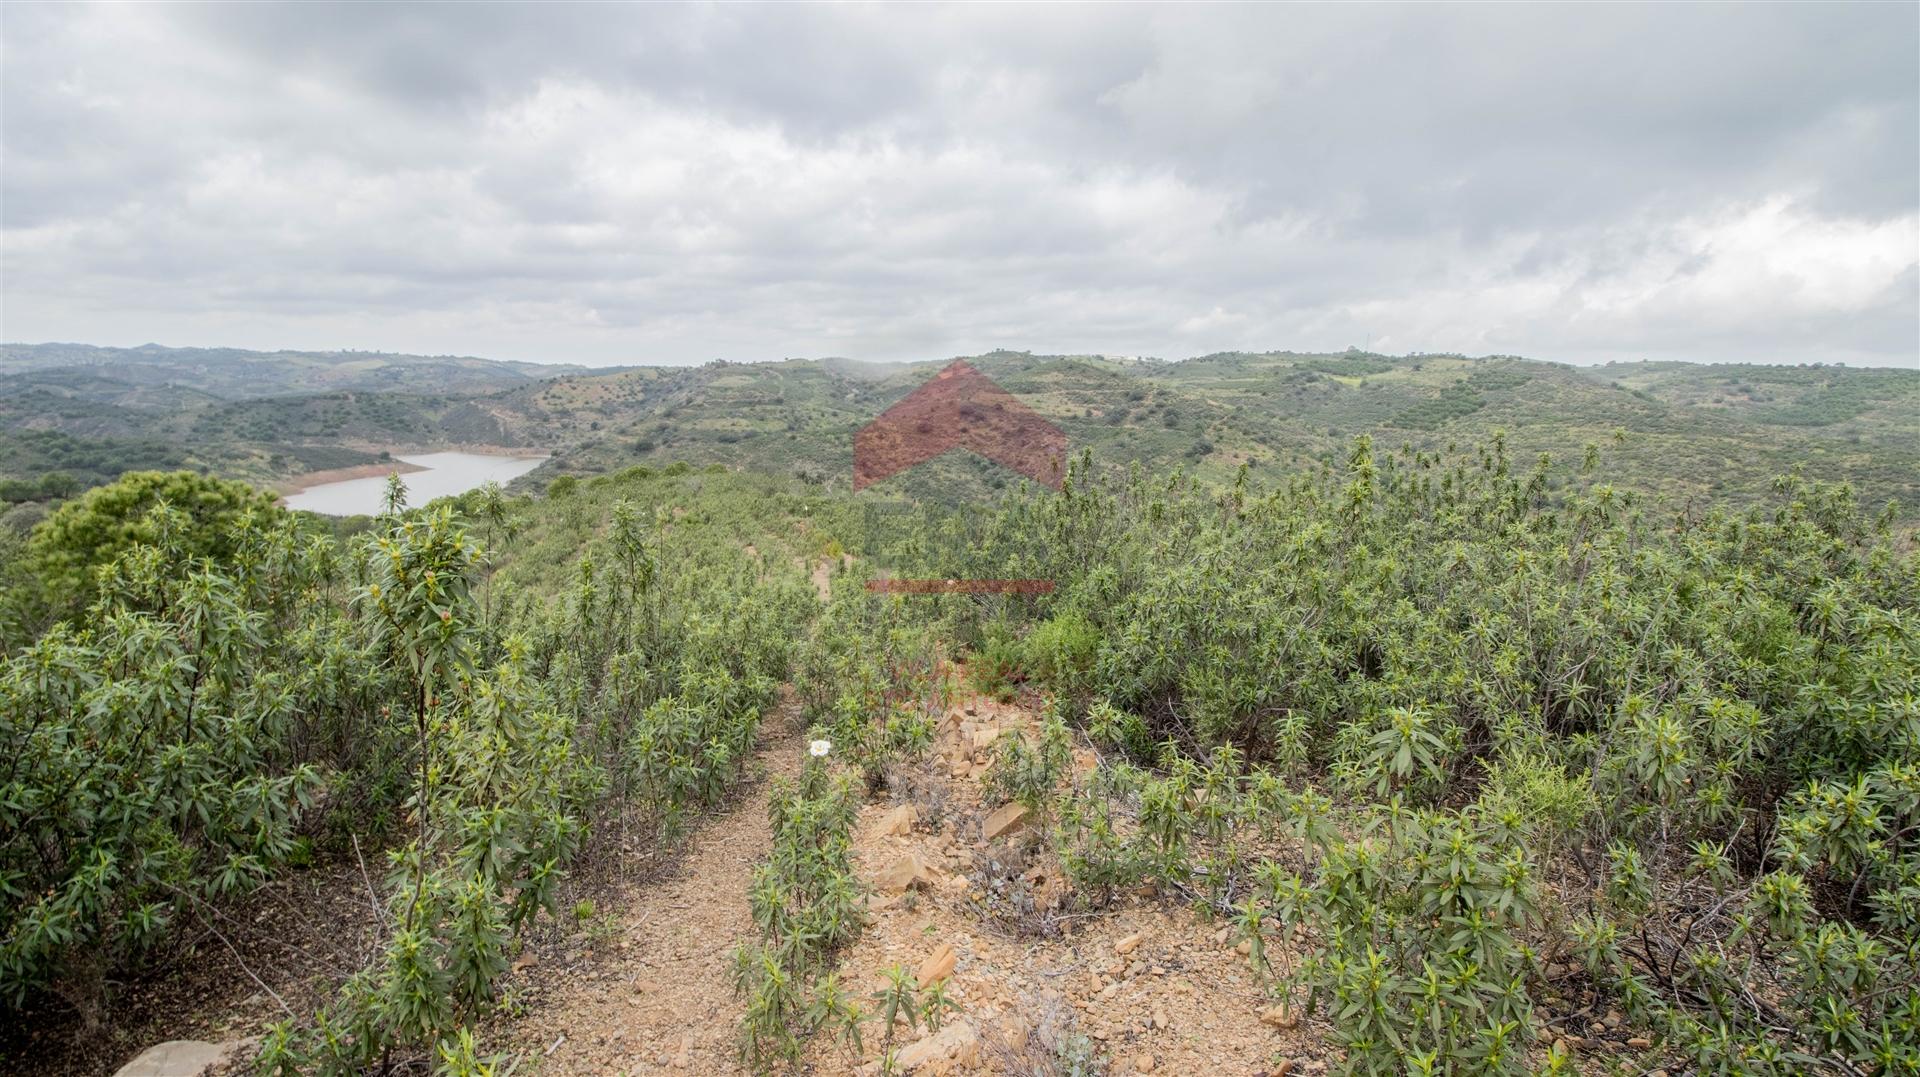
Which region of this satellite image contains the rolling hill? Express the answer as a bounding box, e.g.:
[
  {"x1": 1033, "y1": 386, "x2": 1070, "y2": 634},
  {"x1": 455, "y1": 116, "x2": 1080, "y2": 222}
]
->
[
  {"x1": 522, "y1": 350, "x2": 1920, "y2": 513},
  {"x1": 4, "y1": 343, "x2": 1916, "y2": 519}
]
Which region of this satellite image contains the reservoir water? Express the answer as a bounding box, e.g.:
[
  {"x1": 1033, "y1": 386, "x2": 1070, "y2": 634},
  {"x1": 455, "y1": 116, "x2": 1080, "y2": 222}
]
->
[{"x1": 283, "y1": 452, "x2": 546, "y2": 516}]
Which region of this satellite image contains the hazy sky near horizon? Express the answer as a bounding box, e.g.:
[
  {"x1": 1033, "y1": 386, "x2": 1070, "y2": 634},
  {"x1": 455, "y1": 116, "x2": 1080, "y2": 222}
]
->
[{"x1": 4, "y1": 3, "x2": 1916, "y2": 369}]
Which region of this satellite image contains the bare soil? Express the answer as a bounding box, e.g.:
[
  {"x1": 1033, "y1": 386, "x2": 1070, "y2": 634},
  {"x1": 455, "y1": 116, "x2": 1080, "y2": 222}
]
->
[
  {"x1": 273, "y1": 460, "x2": 426, "y2": 494},
  {"x1": 487, "y1": 686, "x2": 1334, "y2": 1077},
  {"x1": 792, "y1": 693, "x2": 1326, "y2": 1077}
]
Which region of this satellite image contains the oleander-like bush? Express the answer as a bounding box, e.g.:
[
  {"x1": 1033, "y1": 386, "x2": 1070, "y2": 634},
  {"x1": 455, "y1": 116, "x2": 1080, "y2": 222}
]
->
[
  {"x1": 2, "y1": 471, "x2": 819, "y2": 1071},
  {"x1": 908, "y1": 436, "x2": 1918, "y2": 1074}
]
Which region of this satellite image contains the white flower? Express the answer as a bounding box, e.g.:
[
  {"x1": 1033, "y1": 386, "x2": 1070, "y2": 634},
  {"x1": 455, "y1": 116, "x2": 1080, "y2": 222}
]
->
[{"x1": 809, "y1": 739, "x2": 832, "y2": 758}]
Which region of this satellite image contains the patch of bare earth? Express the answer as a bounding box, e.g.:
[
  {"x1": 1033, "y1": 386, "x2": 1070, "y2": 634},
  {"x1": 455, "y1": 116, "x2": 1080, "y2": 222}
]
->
[
  {"x1": 488, "y1": 729, "x2": 808, "y2": 1074},
  {"x1": 799, "y1": 692, "x2": 1328, "y2": 1077},
  {"x1": 273, "y1": 460, "x2": 426, "y2": 495}
]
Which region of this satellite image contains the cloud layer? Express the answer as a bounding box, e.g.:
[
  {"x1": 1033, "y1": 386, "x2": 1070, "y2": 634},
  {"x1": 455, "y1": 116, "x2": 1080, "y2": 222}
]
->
[{"x1": 4, "y1": 2, "x2": 1915, "y2": 367}]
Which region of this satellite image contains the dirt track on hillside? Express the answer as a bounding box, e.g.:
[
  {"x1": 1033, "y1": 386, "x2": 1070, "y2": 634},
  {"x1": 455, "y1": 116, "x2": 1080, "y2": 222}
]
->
[{"x1": 496, "y1": 727, "x2": 806, "y2": 1075}]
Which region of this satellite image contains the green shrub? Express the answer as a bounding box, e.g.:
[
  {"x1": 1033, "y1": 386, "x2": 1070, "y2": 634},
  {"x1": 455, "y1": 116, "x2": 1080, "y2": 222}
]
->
[
  {"x1": 0, "y1": 502, "x2": 334, "y2": 1023},
  {"x1": 1286, "y1": 809, "x2": 1539, "y2": 1076},
  {"x1": 734, "y1": 751, "x2": 866, "y2": 1071},
  {"x1": 1022, "y1": 612, "x2": 1100, "y2": 712},
  {"x1": 939, "y1": 438, "x2": 1920, "y2": 1073},
  {"x1": 23, "y1": 469, "x2": 279, "y2": 621},
  {"x1": 2, "y1": 467, "x2": 819, "y2": 1068},
  {"x1": 983, "y1": 709, "x2": 1073, "y2": 815},
  {"x1": 968, "y1": 621, "x2": 1023, "y2": 702}
]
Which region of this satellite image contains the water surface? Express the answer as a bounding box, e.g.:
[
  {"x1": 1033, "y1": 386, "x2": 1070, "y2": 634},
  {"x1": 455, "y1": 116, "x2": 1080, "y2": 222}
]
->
[{"x1": 284, "y1": 452, "x2": 545, "y2": 516}]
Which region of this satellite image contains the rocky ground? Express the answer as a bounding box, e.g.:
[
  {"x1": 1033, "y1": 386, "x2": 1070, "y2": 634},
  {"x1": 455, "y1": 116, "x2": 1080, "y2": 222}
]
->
[
  {"x1": 493, "y1": 686, "x2": 1330, "y2": 1076},
  {"x1": 788, "y1": 693, "x2": 1326, "y2": 1077}
]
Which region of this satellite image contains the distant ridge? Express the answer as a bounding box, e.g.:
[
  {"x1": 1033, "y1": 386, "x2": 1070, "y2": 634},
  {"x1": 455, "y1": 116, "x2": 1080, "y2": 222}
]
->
[{"x1": 4, "y1": 344, "x2": 1916, "y2": 516}]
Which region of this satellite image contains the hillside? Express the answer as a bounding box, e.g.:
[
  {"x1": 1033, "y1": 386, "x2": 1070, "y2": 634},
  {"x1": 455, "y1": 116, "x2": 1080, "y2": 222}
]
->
[
  {"x1": 6, "y1": 344, "x2": 1918, "y2": 521},
  {"x1": 0, "y1": 344, "x2": 592, "y2": 496},
  {"x1": 4, "y1": 447, "x2": 1915, "y2": 1076},
  {"x1": 0, "y1": 343, "x2": 594, "y2": 399},
  {"x1": 529, "y1": 351, "x2": 1920, "y2": 513}
]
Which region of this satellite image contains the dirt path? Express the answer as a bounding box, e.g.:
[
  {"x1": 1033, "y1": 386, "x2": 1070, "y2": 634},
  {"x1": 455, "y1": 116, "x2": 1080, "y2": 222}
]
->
[
  {"x1": 491, "y1": 684, "x2": 1329, "y2": 1077},
  {"x1": 497, "y1": 730, "x2": 807, "y2": 1075}
]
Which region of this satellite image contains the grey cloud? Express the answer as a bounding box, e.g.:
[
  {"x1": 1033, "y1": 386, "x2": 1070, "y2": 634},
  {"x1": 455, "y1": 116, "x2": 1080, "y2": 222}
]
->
[{"x1": 1, "y1": 1, "x2": 1914, "y2": 367}]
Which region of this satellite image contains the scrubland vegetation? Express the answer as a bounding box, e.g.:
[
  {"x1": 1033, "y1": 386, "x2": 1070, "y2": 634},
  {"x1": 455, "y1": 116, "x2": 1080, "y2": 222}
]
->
[
  {"x1": 2, "y1": 424, "x2": 1916, "y2": 1074},
  {"x1": 904, "y1": 438, "x2": 1919, "y2": 1075},
  {"x1": 0, "y1": 465, "x2": 816, "y2": 1072}
]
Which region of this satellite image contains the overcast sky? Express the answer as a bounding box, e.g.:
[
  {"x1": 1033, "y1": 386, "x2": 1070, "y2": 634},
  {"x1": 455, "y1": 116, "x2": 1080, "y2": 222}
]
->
[{"x1": 3, "y1": 3, "x2": 1916, "y2": 368}]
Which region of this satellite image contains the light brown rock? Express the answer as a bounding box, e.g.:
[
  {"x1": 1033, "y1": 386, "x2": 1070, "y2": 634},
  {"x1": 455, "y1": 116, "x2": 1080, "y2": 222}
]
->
[
  {"x1": 1115, "y1": 932, "x2": 1143, "y2": 955},
  {"x1": 876, "y1": 852, "x2": 937, "y2": 892},
  {"x1": 879, "y1": 804, "x2": 917, "y2": 837},
  {"x1": 1134, "y1": 1053, "x2": 1156, "y2": 1073},
  {"x1": 983, "y1": 801, "x2": 1031, "y2": 841},
  {"x1": 892, "y1": 1020, "x2": 980, "y2": 1071},
  {"x1": 916, "y1": 942, "x2": 957, "y2": 988},
  {"x1": 1260, "y1": 1003, "x2": 1299, "y2": 1029},
  {"x1": 114, "y1": 1042, "x2": 229, "y2": 1077}
]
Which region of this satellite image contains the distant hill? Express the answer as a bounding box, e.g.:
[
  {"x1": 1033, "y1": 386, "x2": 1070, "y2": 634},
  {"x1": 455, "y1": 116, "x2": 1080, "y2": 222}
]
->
[
  {"x1": 0, "y1": 343, "x2": 595, "y2": 398},
  {"x1": 4, "y1": 343, "x2": 1916, "y2": 517},
  {"x1": 0, "y1": 343, "x2": 595, "y2": 493},
  {"x1": 524, "y1": 350, "x2": 1920, "y2": 513}
]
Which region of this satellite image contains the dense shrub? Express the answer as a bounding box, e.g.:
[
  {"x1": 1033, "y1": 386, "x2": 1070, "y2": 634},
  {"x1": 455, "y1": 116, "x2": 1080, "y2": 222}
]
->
[
  {"x1": 2, "y1": 472, "x2": 819, "y2": 1071},
  {"x1": 19, "y1": 470, "x2": 280, "y2": 629},
  {"x1": 0, "y1": 498, "x2": 347, "y2": 1026},
  {"x1": 1021, "y1": 611, "x2": 1100, "y2": 713},
  {"x1": 912, "y1": 436, "x2": 1919, "y2": 1074}
]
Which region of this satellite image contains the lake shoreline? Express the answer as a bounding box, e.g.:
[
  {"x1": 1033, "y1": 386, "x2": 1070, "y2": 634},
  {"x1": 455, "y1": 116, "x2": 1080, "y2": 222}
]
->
[
  {"x1": 281, "y1": 450, "x2": 550, "y2": 516},
  {"x1": 275, "y1": 460, "x2": 426, "y2": 496}
]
